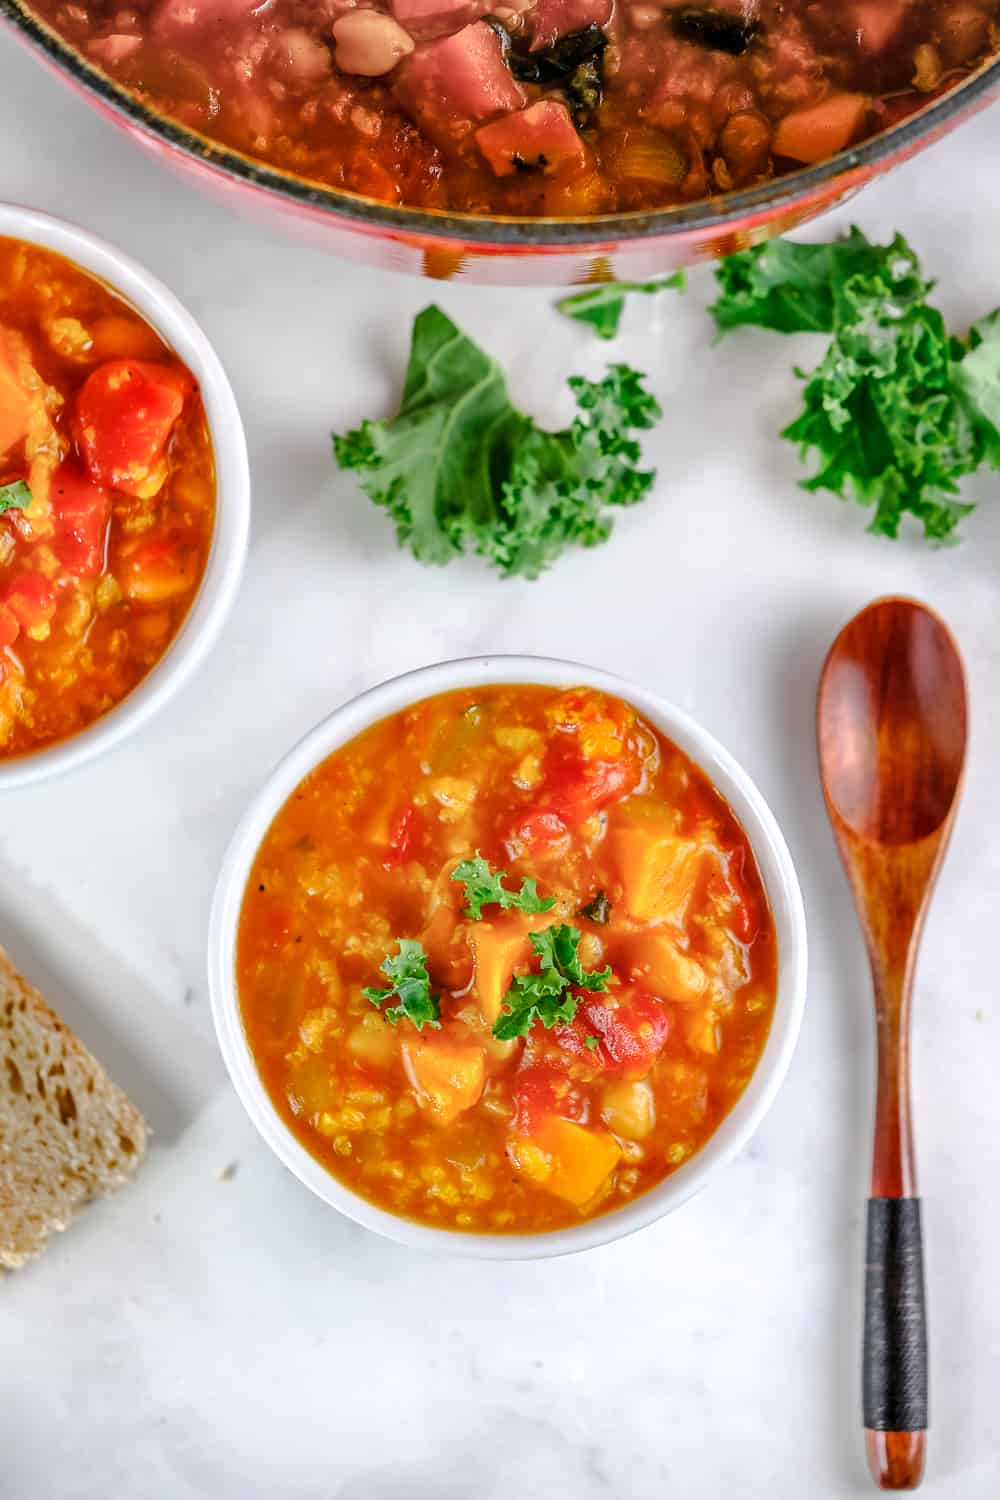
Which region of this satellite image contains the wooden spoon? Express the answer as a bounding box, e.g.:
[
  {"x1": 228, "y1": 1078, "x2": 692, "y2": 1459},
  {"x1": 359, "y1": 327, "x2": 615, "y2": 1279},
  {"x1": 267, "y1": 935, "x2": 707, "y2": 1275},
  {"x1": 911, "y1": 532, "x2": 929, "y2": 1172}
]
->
[{"x1": 816, "y1": 597, "x2": 968, "y2": 1492}]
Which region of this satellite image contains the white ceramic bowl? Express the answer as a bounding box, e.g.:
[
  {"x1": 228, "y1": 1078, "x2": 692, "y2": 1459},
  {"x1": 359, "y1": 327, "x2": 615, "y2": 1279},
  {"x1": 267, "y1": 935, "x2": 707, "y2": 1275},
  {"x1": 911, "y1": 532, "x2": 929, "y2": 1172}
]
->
[
  {"x1": 0, "y1": 203, "x2": 250, "y2": 788},
  {"x1": 209, "y1": 656, "x2": 808, "y2": 1260}
]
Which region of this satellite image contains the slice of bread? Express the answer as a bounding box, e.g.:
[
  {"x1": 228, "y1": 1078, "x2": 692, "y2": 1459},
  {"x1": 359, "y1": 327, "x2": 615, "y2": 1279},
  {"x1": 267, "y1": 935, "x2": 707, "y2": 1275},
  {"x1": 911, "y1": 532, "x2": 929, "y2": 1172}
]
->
[{"x1": 0, "y1": 945, "x2": 147, "y2": 1270}]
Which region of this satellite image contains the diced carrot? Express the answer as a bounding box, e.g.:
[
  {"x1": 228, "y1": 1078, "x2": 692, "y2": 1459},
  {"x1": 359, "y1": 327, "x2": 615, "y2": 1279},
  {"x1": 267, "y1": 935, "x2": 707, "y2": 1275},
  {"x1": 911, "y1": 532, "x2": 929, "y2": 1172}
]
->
[
  {"x1": 402, "y1": 1034, "x2": 486, "y2": 1124},
  {"x1": 772, "y1": 93, "x2": 869, "y2": 165},
  {"x1": 508, "y1": 1116, "x2": 621, "y2": 1207}
]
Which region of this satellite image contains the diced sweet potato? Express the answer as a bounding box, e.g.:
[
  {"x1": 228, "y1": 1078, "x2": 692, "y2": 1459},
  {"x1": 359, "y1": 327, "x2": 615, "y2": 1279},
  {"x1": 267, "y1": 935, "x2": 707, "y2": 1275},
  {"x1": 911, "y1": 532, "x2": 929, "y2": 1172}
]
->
[
  {"x1": 508, "y1": 1116, "x2": 621, "y2": 1206},
  {"x1": 469, "y1": 920, "x2": 536, "y2": 1024},
  {"x1": 616, "y1": 827, "x2": 704, "y2": 922},
  {"x1": 626, "y1": 931, "x2": 707, "y2": 1003},
  {"x1": 772, "y1": 92, "x2": 869, "y2": 165},
  {"x1": 402, "y1": 1034, "x2": 486, "y2": 1124}
]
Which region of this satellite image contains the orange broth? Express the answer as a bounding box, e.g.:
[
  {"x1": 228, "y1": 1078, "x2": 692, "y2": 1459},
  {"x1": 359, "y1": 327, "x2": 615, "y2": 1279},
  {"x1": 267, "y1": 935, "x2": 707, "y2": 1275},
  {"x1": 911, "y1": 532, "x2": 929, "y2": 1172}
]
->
[{"x1": 237, "y1": 683, "x2": 778, "y2": 1233}]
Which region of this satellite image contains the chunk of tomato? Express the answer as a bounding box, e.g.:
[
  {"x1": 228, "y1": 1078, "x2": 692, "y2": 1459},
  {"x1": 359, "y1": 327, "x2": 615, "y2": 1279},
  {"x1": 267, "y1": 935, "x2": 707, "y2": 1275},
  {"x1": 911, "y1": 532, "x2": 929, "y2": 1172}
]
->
[
  {"x1": 512, "y1": 1062, "x2": 586, "y2": 1135},
  {"x1": 3, "y1": 572, "x2": 55, "y2": 631},
  {"x1": 508, "y1": 808, "x2": 569, "y2": 859},
  {"x1": 51, "y1": 463, "x2": 111, "y2": 578},
  {"x1": 554, "y1": 991, "x2": 671, "y2": 1077},
  {"x1": 74, "y1": 359, "x2": 192, "y2": 496}
]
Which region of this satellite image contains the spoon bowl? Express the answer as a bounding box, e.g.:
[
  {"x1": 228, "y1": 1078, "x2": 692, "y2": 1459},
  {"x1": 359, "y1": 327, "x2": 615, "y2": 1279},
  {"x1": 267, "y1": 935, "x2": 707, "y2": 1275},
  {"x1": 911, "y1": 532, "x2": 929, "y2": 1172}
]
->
[{"x1": 819, "y1": 601, "x2": 967, "y2": 846}]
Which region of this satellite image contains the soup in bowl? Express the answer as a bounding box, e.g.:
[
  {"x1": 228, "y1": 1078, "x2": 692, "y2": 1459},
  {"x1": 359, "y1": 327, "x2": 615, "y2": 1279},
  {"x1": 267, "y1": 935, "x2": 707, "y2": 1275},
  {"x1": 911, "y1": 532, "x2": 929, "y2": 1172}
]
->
[
  {"x1": 0, "y1": 204, "x2": 249, "y2": 786},
  {"x1": 209, "y1": 657, "x2": 807, "y2": 1258}
]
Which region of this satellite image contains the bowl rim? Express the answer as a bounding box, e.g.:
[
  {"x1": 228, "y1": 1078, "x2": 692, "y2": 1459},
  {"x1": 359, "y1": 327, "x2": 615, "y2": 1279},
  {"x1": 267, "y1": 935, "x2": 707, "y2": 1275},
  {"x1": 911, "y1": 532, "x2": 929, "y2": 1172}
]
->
[
  {"x1": 2, "y1": 0, "x2": 998, "y2": 249},
  {"x1": 0, "y1": 200, "x2": 251, "y2": 788},
  {"x1": 207, "y1": 654, "x2": 808, "y2": 1260}
]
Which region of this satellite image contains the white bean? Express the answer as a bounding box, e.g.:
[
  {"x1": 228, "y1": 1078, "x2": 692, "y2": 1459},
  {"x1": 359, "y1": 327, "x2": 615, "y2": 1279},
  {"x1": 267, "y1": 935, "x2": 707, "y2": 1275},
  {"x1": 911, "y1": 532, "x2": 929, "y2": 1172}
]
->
[{"x1": 333, "y1": 10, "x2": 414, "y2": 76}]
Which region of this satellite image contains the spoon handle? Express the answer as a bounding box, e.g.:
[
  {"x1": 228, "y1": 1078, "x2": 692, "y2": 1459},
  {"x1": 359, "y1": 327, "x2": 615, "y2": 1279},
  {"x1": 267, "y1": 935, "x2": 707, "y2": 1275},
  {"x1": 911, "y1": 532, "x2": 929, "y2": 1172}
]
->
[{"x1": 863, "y1": 1197, "x2": 927, "y2": 1488}]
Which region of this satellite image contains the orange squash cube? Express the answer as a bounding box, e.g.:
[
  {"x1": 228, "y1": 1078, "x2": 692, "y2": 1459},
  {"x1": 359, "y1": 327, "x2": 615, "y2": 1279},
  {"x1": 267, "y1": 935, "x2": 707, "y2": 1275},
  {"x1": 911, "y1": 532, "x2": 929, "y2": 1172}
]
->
[
  {"x1": 508, "y1": 1116, "x2": 621, "y2": 1207},
  {"x1": 402, "y1": 1034, "x2": 485, "y2": 1124}
]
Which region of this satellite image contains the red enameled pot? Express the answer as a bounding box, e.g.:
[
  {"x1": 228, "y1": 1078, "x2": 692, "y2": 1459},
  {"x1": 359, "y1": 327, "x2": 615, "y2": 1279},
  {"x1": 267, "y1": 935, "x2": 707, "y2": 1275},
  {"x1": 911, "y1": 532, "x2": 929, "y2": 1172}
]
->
[{"x1": 2, "y1": 0, "x2": 998, "y2": 283}]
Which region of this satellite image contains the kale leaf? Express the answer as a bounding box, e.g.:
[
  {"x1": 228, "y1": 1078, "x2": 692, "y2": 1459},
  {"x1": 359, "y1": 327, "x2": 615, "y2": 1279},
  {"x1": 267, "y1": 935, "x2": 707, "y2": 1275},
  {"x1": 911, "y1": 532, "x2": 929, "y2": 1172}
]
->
[
  {"x1": 0, "y1": 480, "x2": 31, "y2": 515},
  {"x1": 451, "y1": 852, "x2": 556, "y2": 920},
  {"x1": 362, "y1": 939, "x2": 442, "y2": 1031},
  {"x1": 558, "y1": 271, "x2": 686, "y2": 340},
  {"x1": 710, "y1": 228, "x2": 1000, "y2": 540},
  {"x1": 493, "y1": 923, "x2": 611, "y2": 1041},
  {"x1": 334, "y1": 306, "x2": 661, "y2": 579}
]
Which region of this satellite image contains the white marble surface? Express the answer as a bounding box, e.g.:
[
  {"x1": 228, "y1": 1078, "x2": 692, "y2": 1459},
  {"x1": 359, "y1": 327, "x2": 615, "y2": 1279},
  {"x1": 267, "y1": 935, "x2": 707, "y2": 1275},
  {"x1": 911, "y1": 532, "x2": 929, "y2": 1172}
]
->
[{"x1": 1, "y1": 30, "x2": 999, "y2": 1496}]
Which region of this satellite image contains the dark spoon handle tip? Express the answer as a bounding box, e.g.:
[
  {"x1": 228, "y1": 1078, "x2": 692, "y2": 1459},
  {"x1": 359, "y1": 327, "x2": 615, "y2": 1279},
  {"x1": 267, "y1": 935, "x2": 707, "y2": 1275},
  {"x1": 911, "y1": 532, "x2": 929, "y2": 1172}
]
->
[{"x1": 863, "y1": 1197, "x2": 928, "y2": 1489}]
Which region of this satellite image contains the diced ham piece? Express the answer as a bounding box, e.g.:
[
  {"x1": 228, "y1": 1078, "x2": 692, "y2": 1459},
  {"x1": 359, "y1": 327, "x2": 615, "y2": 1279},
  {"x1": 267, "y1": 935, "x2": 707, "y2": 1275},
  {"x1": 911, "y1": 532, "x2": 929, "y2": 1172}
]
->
[
  {"x1": 475, "y1": 100, "x2": 588, "y2": 176},
  {"x1": 772, "y1": 91, "x2": 868, "y2": 162},
  {"x1": 530, "y1": 0, "x2": 612, "y2": 51},
  {"x1": 396, "y1": 22, "x2": 525, "y2": 143},
  {"x1": 848, "y1": 0, "x2": 909, "y2": 54},
  {"x1": 333, "y1": 11, "x2": 414, "y2": 76},
  {"x1": 391, "y1": 0, "x2": 485, "y2": 40}
]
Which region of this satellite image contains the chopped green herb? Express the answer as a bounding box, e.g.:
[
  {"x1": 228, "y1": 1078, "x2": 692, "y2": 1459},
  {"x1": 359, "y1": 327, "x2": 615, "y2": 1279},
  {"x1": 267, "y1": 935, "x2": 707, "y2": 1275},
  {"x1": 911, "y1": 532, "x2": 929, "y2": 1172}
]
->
[
  {"x1": 583, "y1": 1034, "x2": 601, "y2": 1050},
  {"x1": 558, "y1": 271, "x2": 686, "y2": 340},
  {"x1": 493, "y1": 923, "x2": 612, "y2": 1041},
  {"x1": 0, "y1": 480, "x2": 31, "y2": 515},
  {"x1": 578, "y1": 890, "x2": 611, "y2": 924},
  {"x1": 710, "y1": 228, "x2": 1000, "y2": 541},
  {"x1": 333, "y1": 306, "x2": 661, "y2": 579},
  {"x1": 451, "y1": 852, "x2": 556, "y2": 921},
  {"x1": 362, "y1": 938, "x2": 441, "y2": 1031}
]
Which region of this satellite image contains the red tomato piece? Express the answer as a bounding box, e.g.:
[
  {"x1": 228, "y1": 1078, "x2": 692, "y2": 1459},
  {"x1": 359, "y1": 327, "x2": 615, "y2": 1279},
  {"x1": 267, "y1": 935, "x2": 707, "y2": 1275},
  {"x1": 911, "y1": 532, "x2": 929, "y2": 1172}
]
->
[
  {"x1": 512, "y1": 1063, "x2": 587, "y2": 1135},
  {"x1": 724, "y1": 846, "x2": 760, "y2": 944},
  {"x1": 51, "y1": 463, "x2": 111, "y2": 577},
  {"x1": 385, "y1": 804, "x2": 421, "y2": 866},
  {"x1": 73, "y1": 359, "x2": 192, "y2": 495},
  {"x1": 554, "y1": 991, "x2": 671, "y2": 1076},
  {"x1": 543, "y1": 746, "x2": 640, "y2": 824},
  {"x1": 509, "y1": 808, "x2": 570, "y2": 859},
  {"x1": 4, "y1": 572, "x2": 55, "y2": 631}
]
